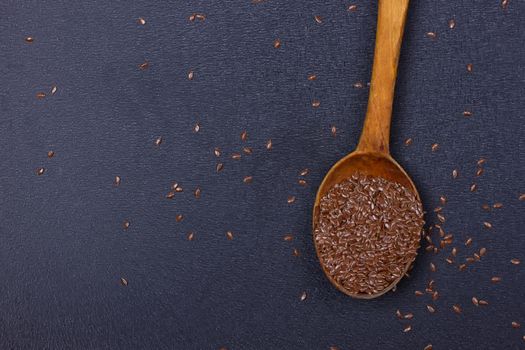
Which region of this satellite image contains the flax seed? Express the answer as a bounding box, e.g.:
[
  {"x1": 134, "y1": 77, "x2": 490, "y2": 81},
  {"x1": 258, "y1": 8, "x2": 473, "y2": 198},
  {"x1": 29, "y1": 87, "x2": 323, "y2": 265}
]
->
[
  {"x1": 405, "y1": 138, "x2": 413, "y2": 146},
  {"x1": 187, "y1": 232, "x2": 194, "y2": 241},
  {"x1": 175, "y1": 214, "x2": 184, "y2": 222},
  {"x1": 36, "y1": 92, "x2": 46, "y2": 99},
  {"x1": 348, "y1": 4, "x2": 357, "y2": 12},
  {"x1": 47, "y1": 150, "x2": 55, "y2": 158},
  {"x1": 482, "y1": 203, "x2": 491, "y2": 211},
  {"x1": 287, "y1": 196, "x2": 296, "y2": 204},
  {"x1": 138, "y1": 17, "x2": 146, "y2": 25},
  {"x1": 298, "y1": 179, "x2": 307, "y2": 186},
  {"x1": 243, "y1": 176, "x2": 253, "y2": 184},
  {"x1": 194, "y1": 187, "x2": 201, "y2": 199},
  {"x1": 243, "y1": 147, "x2": 252, "y2": 155},
  {"x1": 314, "y1": 15, "x2": 322, "y2": 24},
  {"x1": 226, "y1": 231, "x2": 234, "y2": 240},
  {"x1": 430, "y1": 263, "x2": 436, "y2": 272},
  {"x1": 300, "y1": 291, "x2": 307, "y2": 301},
  {"x1": 512, "y1": 322, "x2": 521, "y2": 329},
  {"x1": 193, "y1": 123, "x2": 200, "y2": 133},
  {"x1": 240, "y1": 130, "x2": 248, "y2": 141},
  {"x1": 188, "y1": 70, "x2": 194, "y2": 80},
  {"x1": 501, "y1": 0, "x2": 509, "y2": 9},
  {"x1": 331, "y1": 126, "x2": 337, "y2": 137},
  {"x1": 154, "y1": 136, "x2": 162, "y2": 147},
  {"x1": 292, "y1": 248, "x2": 300, "y2": 257},
  {"x1": 483, "y1": 222, "x2": 492, "y2": 229},
  {"x1": 312, "y1": 100, "x2": 320, "y2": 108},
  {"x1": 51, "y1": 86, "x2": 57, "y2": 95},
  {"x1": 448, "y1": 19, "x2": 456, "y2": 29},
  {"x1": 470, "y1": 183, "x2": 477, "y2": 192},
  {"x1": 123, "y1": 220, "x2": 130, "y2": 230},
  {"x1": 476, "y1": 168, "x2": 483, "y2": 176},
  {"x1": 519, "y1": 193, "x2": 525, "y2": 201},
  {"x1": 120, "y1": 277, "x2": 128, "y2": 286},
  {"x1": 463, "y1": 111, "x2": 472, "y2": 117},
  {"x1": 308, "y1": 74, "x2": 317, "y2": 81},
  {"x1": 216, "y1": 163, "x2": 224, "y2": 172},
  {"x1": 452, "y1": 169, "x2": 458, "y2": 178},
  {"x1": 214, "y1": 148, "x2": 221, "y2": 157},
  {"x1": 404, "y1": 313, "x2": 414, "y2": 320},
  {"x1": 477, "y1": 158, "x2": 486, "y2": 166},
  {"x1": 424, "y1": 345, "x2": 433, "y2": 350},
  {"x1": 478, "y1": 300, "x2": 488, "y2": 306},
  {"x1": 353, "y1": 82, "x2": 363, "y2": 89},
  {"x1": 283, "y1": 235, "x2": 293, "y2": 242},
  {"x1": 431, "y1": 143, "x2": 439, "y2": 152},
  {"x1": 36, "y1": 167, "x2": 45, "y2": 175},
  {"x1": 273, "y1": 39, "x2": 281, "y2": 49},
  {"x1": 472, "y1": 297, "x2": 479, "y2": 306},
  {"x1": 139, "y1": 61, "x2": 149, "y2": 70},
  {"x1": 479, "y1": 248, "x2": 487, "y2": 257},
  {"x1": 491, "y1": 276, "x2": 501, "y2": 283},
  {"x1": 466, "y1": 63, "x2": 473, "y2": 72},
  {"x1": 452, "y1": 305, "x2": 462, "y2": 314},
  {"x1": 266, "y1": 139, "x2": 273, "y2": 150},
  {"x1": 300, "y1": 168, "x2": 310, "y2": 176},
  {"x1": 415, "y1": 290, "x2": 424, "y2": 296},
  {"x1": 403, "y1": 325, "x2": 412, "y2": 333},
  {"x1": 166, "y1": 191, "x2": 175, "y2": 199},
  {"x1": 231, "y1": 153, "x2": 241, "y2": 160},
  {"x1": 426, "y1": 32, "x2": 437, "y2": 39},
  {"x1": 511, "y1": 258, "x2": 520, "y2": 265},
  {"x1": 493, "y1": 202, "x2": 503, "y2": 208}
]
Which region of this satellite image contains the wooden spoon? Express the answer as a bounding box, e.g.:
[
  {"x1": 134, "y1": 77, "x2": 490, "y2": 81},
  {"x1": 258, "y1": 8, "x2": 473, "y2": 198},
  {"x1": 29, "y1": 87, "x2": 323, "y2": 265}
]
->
[{"x1": 312, "y1": 0, "x2": 420, "y2": 299}]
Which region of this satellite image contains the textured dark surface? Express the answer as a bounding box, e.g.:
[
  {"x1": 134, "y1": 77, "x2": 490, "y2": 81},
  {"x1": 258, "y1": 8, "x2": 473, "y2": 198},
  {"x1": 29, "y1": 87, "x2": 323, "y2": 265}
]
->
[{"x1": 0, "y1": 1, "x2": 524, "y2": 349}]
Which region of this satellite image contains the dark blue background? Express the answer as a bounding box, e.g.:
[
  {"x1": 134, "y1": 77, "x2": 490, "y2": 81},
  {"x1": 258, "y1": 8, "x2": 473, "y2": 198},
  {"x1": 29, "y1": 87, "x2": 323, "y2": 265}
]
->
[{"x1": 1, "y1": 1, "x2": 523, "y2": 349}]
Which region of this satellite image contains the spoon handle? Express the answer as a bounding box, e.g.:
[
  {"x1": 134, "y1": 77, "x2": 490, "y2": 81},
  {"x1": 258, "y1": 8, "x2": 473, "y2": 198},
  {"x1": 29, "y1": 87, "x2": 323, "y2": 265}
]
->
[{"x1": 357, "y1": 0, "x2": 410, "y2": 154}]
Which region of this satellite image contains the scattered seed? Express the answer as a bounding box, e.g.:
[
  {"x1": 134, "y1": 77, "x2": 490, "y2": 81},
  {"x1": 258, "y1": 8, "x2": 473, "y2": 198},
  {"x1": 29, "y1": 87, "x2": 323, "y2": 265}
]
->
[
  {"x1": 404, "y1": 313, "x2": 414, "y2": 320},
  {"x1": 482, "y1": 203, "x2": 491, "y2": 211},
  {"x1": 312, "y1": 100, "x2": 320, "y2": 108},
  {"x1": 292, "y1": 248, "x2": 300, "y2": 257},
  {"x1": 479, "y1": 248, "x2": 487, "y2": 257},
  {"x1": 243, "y1": 147, "x2": 252, "y2": 155},
  {"x1": 466, "y1": 63, "x2": 473, "y2": 72},
  {"x1": 154, "y1": 136, "x2": 162, "y2": 147},
  {"x1": 273, "y1": 39, "x2": 281, "y2": 49},
  {"x1": 427, "y1": 305, "x2": 436, "y2": 313},
  {"x1": 404, "y1": 138, "x2": 413, "y2": 146},
  {"x1": 175, "y1": 186, "x2": 183, "y2": 193},
  {"x1": 491, "y1": 276, "x2": 501, "y2": 283},
  {"x1": 25, "y1": 36, "x2": 34, "y2": 43},
  {"x1": 36, "y1": 92, "x2": 46, "y2": 99},
  {"x1": 452, "y1": 305, "x2": 462, "y2": 314},
  {"x1": 476, "y1": 168, "x2": 483, "y2": 177},
  {"x1": 195, "y1": 14, "x2": 206, "y2": 21},
  {"x1": 452, "y1": 247, "x2": 458, "y2": 256},
  {"x1": 123, "y1": 220, "x2": 130, "y2": 230},
  {"x1": 493, "y1": 202, "x2": 503, "y2": 208},
  {"x1": 298, "y1": 179, "x2": 307, "y2": 186},
  {"x1": 266, "y1": 139, "x2": 273, "y2": 150},
  {"x1": 472, "y1": 297, "x2": 479, "y2": 306},
  {"x1": 300, "y1": 291, "x2": 307, "y2": 301},
  {"x1": 474, "y1": 253, "x2": 481, "y2": 261},
  {"x1": 445, "y1": 258, "x2": 453, "y2": 264},
  {"x1": 466, "y1": 257, "x2": 475, "y2": 263},
  {"x1": 188, "y1": 70, "x2": 194, "y2": 80},
  {"x1": 300, "y1": 168, "x2": 310, "y2": 176},
  {"x1": 459, "y1": 264, "x2": 467, "y2": 271},
  {"x1": 214, "y1": 148, "x2": 221, "y2": 157},
  {"x1": 403, "y1": 325, "x2": 412, "y2": 333},
  {"x1": 137, "y1": 17, "x2": 146, "y2": 25},
  {"x1": 36, "y1": 167, "x2": 45, "y2": 176},
  {"x1": 431, "y1": 143, "x2": 439, "y2": 152},
  {"x1": 187, "y1": 232, "x2": 194, "y2": 241},
  {"x1": 314, "y1": 15, "x2": 323, "y2": 24},
  {"x1": 287, "y1": 196, "x2": 296, "y2": 204},
  {"x1": 437, "y1": 214, "x2": 446, "y2": 223},
  {"x1": 243, "y1": 176, "x2": 253, "y2": 184},
  {"x1": 470, "y1": 183, "x2": 477, "y2": 192},
  {"x1": 478, "y1": 300, "x2": 489, "y2": 305},
  {"x1": 175, "y1": 214, "x2": 183, "y2": 222},
  {"x1": 452, "y1": 169, "x2": 458, "y2": 178},
  {"x1": 463, "y1": 111, "x2": 473, "y2": 117},
  {"x1": 501, "y1": 0, "x2": 509, "y2": 9},
  {"x1": 477, "y1": 158, "x2": 486, "y2": 166},
  {"x1": 120, "y1": 277, "x2": 128, "y2": 286},
  {"x1": 216, "y1": 163, "x2": 224, "y2": 172},
  {"x1": 433, "y1": 207, "x2": 442, "y2": 213},
  {"x1": 283, "y1": 235, "x2": 294, "y2": 242},
  {"x1": 448, "y1": 19, "x2": 456, "y2": 29},
  {"x1": 166, "y1": 191, "x2": 175, "y2": 199},
  {"x1": 308, "y1": 74, "x2": 317, "y2": 81},
  {"x1": 424, "y1": 345, "x2": 433, "y2": 350},
  {"x1": 512, "y1": 322, "x2": 521, "y2": 329},
  {"x1": 193, "y1": 123, "x2": 200, "y2": 133},
  {"x1": 440, "y1": 195, "x2": 447, "y2": 205},
  {"x1": 426, "y1": 32, "x2": 437, "y2": 39},
  {"x1": 415, "y1": 290, "x2": 424, "y2": 296},
  {"x1": 194, "y1": 187, "x2": 201, "y2": 199},
  {"x1": 47, "y1": 150, "x2": 55, "y2": 158},
  {"x1": 483, "y1": 222, "x2": 492, "y2": 229},
  {"x1": 430, "y1": 263, "x2": 436, "y2": 272},
  {"x1": 519, "y1": 193, "x2": 525, "y2": 201},
  {"x1": 189, "y1": 14, "x2": 196, "y2": 21},
  {"x1": 226, "y1": 231, "x2": 234, "y2": 240},
  {"x1": 51, "y1": 85, "x2": 57, "y2": 95},
  {"x1": 348, "y1": 4, "x2": 357, "y2": 12},
  {"x1": 139, "y1": 61, "x2": 149, "y2": 70},
  {"x1": 353, "y1": 82, "x2": 363, "y2": 89},
  {"x1": 331, "y1": 126, "x2": 337, "y2": 137},
  {"x1": 511, "y1": 258, "x2": 520, "y2": 265},
  {"x1": 231, "y1": 153, "x2": 241, "y2": 160}
]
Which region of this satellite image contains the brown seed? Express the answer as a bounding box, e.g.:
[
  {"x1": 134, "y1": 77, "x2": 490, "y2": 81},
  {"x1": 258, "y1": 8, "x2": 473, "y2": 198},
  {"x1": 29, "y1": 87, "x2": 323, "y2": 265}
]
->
[
  {"x1": 466, "y1": 257, "x2": 475, "y2": 263},
  {"x1": 465, "y1": 237, "x2": 473, "y2": 246},
  {"x1": 273, "y1": 39, "x2": 281, "y2": 49},
  {"x1": 331, "y1": 126, "x2": 337, "y2": 137},
  {"x1": 426, "y1": 32, "x2": 437, "y2": 39},
  {"x1": 477, "y1": 158, "x2": 486, "y2": 166},
  {"x1": 348, "y1": 4, "x2": 357, "y2": 12},
  {"x1": 452, "y1": 305, "x2": 462, "y2": 314},
  {"x1": 483, "y1": 222, "x2": 492, "y2": 229},
  {"x1": 476, "y1": 168, "x2": 483, "y2": 177},
  {"x1": 195, "y1": 14, "x2": 206, "y2": 21},
  {"x1": 36, "y1": 92, "x2": 46, "y2": 100},
  {"x1": 466, "y1": 63, "x2": 473, "y2": 72},
  {"x1": 292, "y1": 248, "x2": 300, "y2": 257},
  {"x1": 519, "y1": 193, "x2": 525, "y2": 201},
  {"x1": 501, "y1": 0, "x2": 509, "y2": 9},
  {"x1": 243, "y1": 147, "x2": 252, "y2": 155},
  {"x1": 403, "y1": 325, "x2": 412, "y2": 333},
  {"x1": 439, "y1": 195, "x2": 447, "y2": 205},
  {"x1": 437, "y1": 213, "x2": 446, "y2": 223},
  {"x1": 137, "y1": 17, "x2": 146, "y2": 25},
  {"x1": 283, "y1": 235, "x2": 294, "y2": 242},
  {"x1": 139, "y1": 61, "x2": 149, "y2": 70},
  {"x1": 511, "y1": 258, "x2": 521, "y2": 265},
  {"x1": 193, "y1": 123, "x2": 200, "y2": 133},
  {"x1": 463, "y1": 110, "x2": 473, "y2": 117},
  {"x1": 175, "y1": 214, "x2": 183, "y2": 222},
  {"x1": 266, "y1": 139, "x2": 273, "y2": 150},
  {"x1": 404, "y1": 313, "x2": 414, "y2": 320},
  {"x1": 298, "y1": 179, "x2": 307, "y2": 186},
  {"x1": 415, "y1": 290, "x2": 424, "y2": 296},
  {"x1": 216, "y1": 163, "x2": 224, "y2": 172},
  {"x1": 188, "y1": 14, "x2": 196, "y2": 21},
  {"x1": 427, "y1": 305, "x2": 436, "y2": 313},
  {"x1": 154, "y1": 136, "x2": 162, "y2": 147},
  {"x1": 452, "y1": 169, "x2": 458, "y2": 178},
  {"x1": 214, "y1": 148, "x2": 221, "y2": 157},
  {"x1": 448, "y1": 19, "x2": 456, "y2": 29},
  {"x1": 243, "y1": 176, "x2": 253, "y2": 184},
  {"x1": 300, "y1": 291, "x2": 307, "y2": 301},
  {"x1": 459, "y1": 264, "x2": 467, "y2": 271},
  {"x1": 479, "y1": 247, "x2": 487, "y2": 257},
  {"x1": 493, "y1": 202, "x2": 503, "y2": 208},
  {"x1": 474, "y1": 253, "x2": 481, "y2": 261},
  {"x1": 120, "y1": 277, "x2": 128, "y2": 286},
  {"x1": 300, "y1": 168, "x2": 310, "y2": 176},
  {"x1": 114, "y1": 176, "x2": 121, "y2": 186},
  {"x1": 194, "y1": 187, "x2": 201, "y2": 199},
  {"x1": 478, "y1": 300, "x2": 489, "y2": 305},
  {"x1": 472, "y1": 297, "x2": 479, "y2": 306},
  {"x1": 187, "y1": 232, "x2": 194, "y2": 241},
  {"x1": 240, "y1": 130, "x2": 248, "y2": 141},
  {"x1": 166, "y1": 191, "x2": 175, "y2": 199},
  {"x1": 353, "y1": 82, "x2": 363, "y2": 89},
  {"x1": 470, "y1": 183, "x2": 477, "y2": 192},
  {"x1": 123, "y1": 220, "x2": 130, "y2": 230},
  {"x1": 287, "y1": 196, "x2": 296, "y2": 204},
  {"x1": 314, "y1": 15, "x2": 323, "y2": 24},
  {"x1": 404, "y1": 138, "x2": 413, "y2": 146},
  {"x1": 329, "y1": 347, "x2": 340, "y2": 350},
  {"x1": 452, "y1": 247, "x2": 458, "y2": 256},
  {"x1": 25, "y1": 36, "x2": 34, "y2": 43},
  {"x1": 231, "y1": 153, "x2": 241, "y2": 160},
  {"x1": 445, "y1": 258, "x2": 453, "y2": 264},
  {"x1": 432, "y1": 291, "x2": 439, "y2": 301},
  {"x1": 430, "y1": 263, "x2": 436, "y2": 272},
  {"x1": 35, "y1": 166, "x2": 46, "y2": 176},
  {"x1": 512, "y1": 322, "x2": 521, "y2": 329},
  {"x1": 424, "y1": 345, "x2": 433, "y2": 350},
  {"x1": 491, "y1": 276, "x2": 501, "y2": 283},
  {"x1": 307, "y1": 74, "x2": 317, "y2": 81},
  {"x1": 175, "y1": 187, "x2": 183, "y2": 193},
  {"x1": 433, "y1": 206, "x2": 442, "y2": 213},
  {"x1": 226, "y1": 231, "x2": 234, "y2": 240},
  {"x1": 188, "y1": 70, "x2": 194, "y2": 80},
  {"x1": 431, "y1": 143, "x2": 439, "y2": 152},
  {"x1": 51, "y1": 85, "x2": 57, "y2": 95},
  {"x1": 312, "y1": 100, "x2": 320, "y2": 108},
  {"x1": 482, "y1": 203, "x2": 491, "y2": 211}
]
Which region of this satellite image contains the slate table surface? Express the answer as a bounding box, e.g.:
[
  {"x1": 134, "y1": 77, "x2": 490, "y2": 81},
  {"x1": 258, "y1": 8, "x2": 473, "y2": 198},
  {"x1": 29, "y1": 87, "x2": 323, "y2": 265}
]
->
[{"x1": 1, "y1": 1, "x2": 524, "y2": 349}]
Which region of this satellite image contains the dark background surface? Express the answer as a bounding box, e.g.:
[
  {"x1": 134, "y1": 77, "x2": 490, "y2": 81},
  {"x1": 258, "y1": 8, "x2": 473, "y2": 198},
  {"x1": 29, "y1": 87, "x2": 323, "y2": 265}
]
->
[{"x1": 0, "y1": 0, "x2": 524, "y2": 349}]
